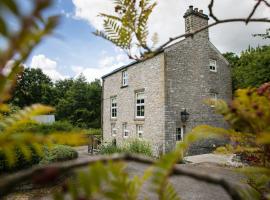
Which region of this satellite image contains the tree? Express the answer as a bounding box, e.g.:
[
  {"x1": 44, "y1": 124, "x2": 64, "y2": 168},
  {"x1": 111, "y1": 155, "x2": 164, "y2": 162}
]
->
[
  {"x1": 54, "y1": 79, "x2": 74, "y2": 105},
  {"x1": 223, "y1": 52, "x2": 239, "y2": 68},
  {"x1": 232, "y1": 45, "x2": 270, "y2": 90},
  {"x1": 55, "y1": 75, "x2": 102, "y2": 128},
  {"x1": 10, "y1": 68, "x2": 55, "y2": 107}
]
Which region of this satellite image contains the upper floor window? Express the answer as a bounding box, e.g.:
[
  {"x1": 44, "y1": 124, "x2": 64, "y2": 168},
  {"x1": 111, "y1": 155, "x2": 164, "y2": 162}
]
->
[
  {"x1": 209, "y1": 59, "x2": 217, "y2": 72},
  {"x1": 111, "y1": 97, "x2": 117, "y2": 118},
  {"x1": 123, "y1": 123, "x2": 129, "y2": 138},
  {"x1": 122, "y1": 70, "x2": 128, "y2": 87},
  {"x1": 111, "y1": 123, "x2": 117, "y2": 137},
  {"x1": 136, "y1": 91, "x2": 145, "y2": 118},
  {"x1": 137, "y1": 125, "x2": 143, "y2": 138}
]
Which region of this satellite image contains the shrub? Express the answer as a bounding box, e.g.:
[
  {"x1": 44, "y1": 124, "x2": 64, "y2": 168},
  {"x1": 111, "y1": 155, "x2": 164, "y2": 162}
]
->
[
  {"x1": 16, "y1": 121, "x2": 77, "y2": 135},
  {"x1": 126, "y1": 139, "x2": 152, "y2": 157},
  {"x1": 39, "y1": 145, "x2": 78, "y2": 165},
  {"x1": 86, "y1": 128, "x2": 101, "y2": 135},
  {"x1": 99, "y1": 143, "x2": 124, "y2": 155},
  {"x1": 100, "y1": 139, "x2": 152, "y2": 157},
  {"x1": 0, "y1": 147, "x2": 42, "y2": 173}
]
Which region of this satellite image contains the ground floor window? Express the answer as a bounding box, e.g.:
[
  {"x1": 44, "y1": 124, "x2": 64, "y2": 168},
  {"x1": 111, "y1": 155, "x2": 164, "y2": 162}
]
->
[
  {"x1": 123, "y1": 123, "x2": 129, "y2": 138},
  {"x1": 176, "y1": 125, "x2": 186, "y2": 141},
  {"x1": 136, "y1": 125, "x2": 143, "y2": 138}
]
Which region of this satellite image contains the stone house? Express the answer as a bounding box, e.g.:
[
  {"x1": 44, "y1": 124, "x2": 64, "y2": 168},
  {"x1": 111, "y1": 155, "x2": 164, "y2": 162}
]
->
[{"x1": 101, "y1": 6, "x2": 232, "y2": 156}]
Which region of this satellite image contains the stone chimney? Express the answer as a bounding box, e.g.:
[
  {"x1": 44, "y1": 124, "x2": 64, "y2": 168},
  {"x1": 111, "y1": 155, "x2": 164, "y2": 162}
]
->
[{"x1": 183, "y1": 5, "x2": 209, "y2": 39}]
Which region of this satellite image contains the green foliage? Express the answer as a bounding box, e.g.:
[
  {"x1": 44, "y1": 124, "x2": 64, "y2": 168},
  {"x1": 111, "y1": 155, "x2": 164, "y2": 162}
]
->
[
  {"x1": 100, "y1": 139, "x2": 152, "y2": 156},
  {"x1": 10, "y1": 68, "x2": 55, "y2": 107},
  {"x1": 16, "y1": 121, "x2": 78, "y2": 135},
  {"x1": 125, "y1": 139, "x2": 152, "y2": 156},
  {"x1": 55, "y1": 76, "x2": 102, "y2": 128},
  {"x1": 9, "y1": 70, "x2": 102, "y2": 128},
  {"x1": 201, "y1": 83, "x2": 270, "y2": 199},
  {"x1": 99, "y1": 143, "x2": 124, "y2": 155},
  {"x1": 39, "y1": 145, "x2": 78, "y2": 165},
  {"x1": 227, "y1": 46, "x2": 270, "y2": 90},
  {"x1": 86, "y1": 128, "x2": 101, "y2": 136},
  {"x1": 95, "y1": 0, "x2": 157, "y2": 60},
  {"x1": 54, "y1": 161, "x2": 151, "y2": 200},
  {"x1": 223, "y1": 52, "x2": 240, "y2": 68},
  {"x1": 0, "y1": 146, "x2": 42, "y2": 173}
]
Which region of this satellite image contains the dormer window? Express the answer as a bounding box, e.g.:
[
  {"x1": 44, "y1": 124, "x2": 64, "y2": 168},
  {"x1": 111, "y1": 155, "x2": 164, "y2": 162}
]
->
[
  {"x1": 122, "y1": 70, "x2": 128, "y2": 87},
  {"x1": 209, "y1": 59, "x2": 217, "y2": 72}
]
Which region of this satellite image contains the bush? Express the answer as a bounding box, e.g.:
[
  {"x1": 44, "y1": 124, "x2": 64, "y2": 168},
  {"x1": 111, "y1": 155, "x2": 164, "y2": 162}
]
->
[
  {"x1": 16, "y1": 121, "x2": 77, "y2": 135},
  {"x1": 86, "y1": 128, "x2": 101, "y2": 135},
  {"x1": 127, "y1": 139, "x2": 152, "y2": 157},
  {"x1": 39, "y1": 145, "x2": 78, "y2": 165},
  {"x1": 99, "y1": 143, "x2": 124, "y2": 155},
  {"x1": 100, "y1": 139, "x2": 152, "y2": 157},
  {"x1": 0, "y1": 146, "x2": 42, "y2": 173}
]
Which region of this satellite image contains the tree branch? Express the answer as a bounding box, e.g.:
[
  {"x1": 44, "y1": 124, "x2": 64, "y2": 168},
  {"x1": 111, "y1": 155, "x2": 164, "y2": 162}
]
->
[
  {"x1": 208, "y1": 0, "x2": 219, "y2": 22},
  {"x1": 246, "y1": 0, "x2": 264, "y2": 24},
  {"x1": 154, "y1": 17, "x2": 270, "y2": 54},
  {"x1": 0, "y1": 154, "x2": 243, "y2": 200}
]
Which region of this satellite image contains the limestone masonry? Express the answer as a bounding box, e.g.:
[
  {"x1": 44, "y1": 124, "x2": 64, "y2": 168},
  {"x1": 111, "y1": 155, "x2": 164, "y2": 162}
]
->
[{"x1": 102, "y1": 6, "x2": 232, "y2": 156}]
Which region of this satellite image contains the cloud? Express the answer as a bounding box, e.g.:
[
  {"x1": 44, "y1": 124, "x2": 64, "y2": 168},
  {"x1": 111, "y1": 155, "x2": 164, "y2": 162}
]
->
[
  {"x1": 72, "y1": 0, "x2": 269, "y2": 53},
  {"x1": 71, "y1": 50, "x2": 130, "y2": 82},
  {"x1": 30, "y1": 54, "x2": 67, "y2": 81}
]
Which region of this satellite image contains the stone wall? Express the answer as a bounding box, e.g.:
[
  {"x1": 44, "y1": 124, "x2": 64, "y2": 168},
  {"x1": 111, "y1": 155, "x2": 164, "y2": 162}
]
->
[
  {"x1": 164, "y1": 35, "x2": 232, "y2": 155},
  {"x1": 102, "y1": 54, "x2": 166, "y2": 156}
]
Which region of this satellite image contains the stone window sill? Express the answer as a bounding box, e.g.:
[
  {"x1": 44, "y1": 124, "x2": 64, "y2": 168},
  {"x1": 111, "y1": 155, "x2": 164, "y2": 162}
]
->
[{"x1": 134, "y1": 117, "x2": 145, "y2": 121}]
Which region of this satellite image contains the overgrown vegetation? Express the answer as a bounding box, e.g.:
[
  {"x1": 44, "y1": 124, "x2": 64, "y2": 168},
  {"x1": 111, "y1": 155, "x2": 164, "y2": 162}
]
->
[{"x1": 100, "y1": 139, "x2": 152, "y2": 157}]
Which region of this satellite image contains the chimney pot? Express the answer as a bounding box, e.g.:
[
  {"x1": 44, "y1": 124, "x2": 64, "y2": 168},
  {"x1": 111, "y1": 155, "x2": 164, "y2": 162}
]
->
[
  {"x1": 194, "y1": 8, "x2": 198, "y2": 12},
  {"x1": 189, "y1": 5, "x2": 193, "y2": 10},
  {"x1": 199, "y1": 10, "x2": 203, "y2": 13}
]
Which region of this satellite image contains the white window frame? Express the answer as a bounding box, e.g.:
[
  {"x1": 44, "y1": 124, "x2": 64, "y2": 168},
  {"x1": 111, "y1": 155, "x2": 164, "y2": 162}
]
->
[
  {"x1": 122, "y1": 70, "x2": 128, "y2": 86},
  {"x1": 137, "y1": 125, "x2": 143, "y2": 139},
  {"x1": 209, "y1": 59, "x2": 217, "y2": 72},
  {"x1": 111, "y1": 123, "x2": 117, "y2": 137},
  {"x1": 176, "y1": 126, "x2": 185, "y2": 141},
  {"x1": 123, "y1": 123, "x2": 129, "y2": 138},
  {"x1": 210, "y1": 92, "x2": 218, "y2": 107},
  {"x1": 111, "y1": 97, "x2": 117, "y2": 118},
  {"x1": 135, "y1": 91, "x2": 145, "y2": 118}
]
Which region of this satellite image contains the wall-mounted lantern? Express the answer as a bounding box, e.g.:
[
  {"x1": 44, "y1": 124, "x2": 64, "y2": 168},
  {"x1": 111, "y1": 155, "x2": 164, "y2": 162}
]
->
[{"x1": 180, "y1": 109, "x2": 190, "y2": 123}]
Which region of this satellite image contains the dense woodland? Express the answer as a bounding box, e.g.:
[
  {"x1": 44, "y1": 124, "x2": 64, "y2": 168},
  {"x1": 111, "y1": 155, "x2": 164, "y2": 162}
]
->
[{"x1": 9, "y1": 69, "x2": 102, "y2": 129}]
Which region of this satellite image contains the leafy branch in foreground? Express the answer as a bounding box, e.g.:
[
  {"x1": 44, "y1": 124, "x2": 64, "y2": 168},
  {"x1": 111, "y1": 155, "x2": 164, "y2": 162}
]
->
[
  {"x1": 200, "y1": 83, "x2": 270, "y2": 199},
  {"x1": 0, "y1": 0, "x2": 87, "y2": 168},
  {"x1": 94, "y1": 0, "x2": 158, "y2": 60},
  {"x1": 96, "y1": 0, "x2": 270, "y2": 61}
]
